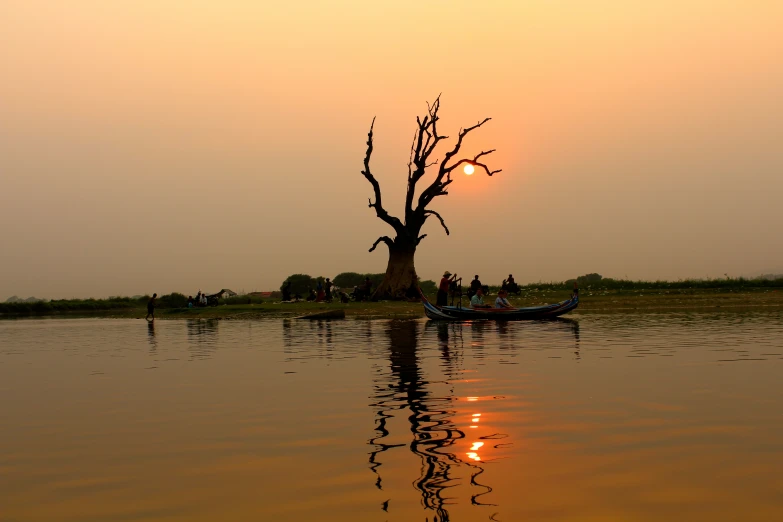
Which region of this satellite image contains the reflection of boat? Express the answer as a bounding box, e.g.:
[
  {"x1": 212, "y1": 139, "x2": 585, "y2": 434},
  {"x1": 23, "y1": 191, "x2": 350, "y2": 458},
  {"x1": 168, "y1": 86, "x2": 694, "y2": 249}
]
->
[{"x1": 421, "y1": 292, "x2": 579, "y2": 321}]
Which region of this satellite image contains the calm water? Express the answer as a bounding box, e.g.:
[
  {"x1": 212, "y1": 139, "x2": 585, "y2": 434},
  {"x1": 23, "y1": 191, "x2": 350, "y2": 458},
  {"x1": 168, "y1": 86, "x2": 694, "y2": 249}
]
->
[{"x1": 2, "y1": 313, "x2": 783, "y2": 521}]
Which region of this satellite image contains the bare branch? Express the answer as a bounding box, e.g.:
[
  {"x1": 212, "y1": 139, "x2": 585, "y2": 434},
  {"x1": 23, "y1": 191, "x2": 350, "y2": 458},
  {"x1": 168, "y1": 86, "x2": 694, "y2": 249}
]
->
[
  {"x1": 415, "y1": 116, "x2": 496, "y2": 212},
  {"x1": 368, "y1": 236, "x2": 394, "y2": 252},
  {"x1": 416, "y1": 234, "x2": 428, "y2": 244},
  {"x1": 473, "y1": 149, "x2": 495, "y2": 163},
  {"x1": 407, "y1": 129, "x2": 417, "y2": 180},
  {"x1": 405, "y1": 96, "x2": 450, "y2": 219},
  {"x1": 361, "y1": 117, "x2": 405, "y2": 232},
  {"x1": 444, "y1": 152, "x2": 502, "y2": 177},
  {"x1": 424, "y1": 210, "x2": 450, "y2": 235}
]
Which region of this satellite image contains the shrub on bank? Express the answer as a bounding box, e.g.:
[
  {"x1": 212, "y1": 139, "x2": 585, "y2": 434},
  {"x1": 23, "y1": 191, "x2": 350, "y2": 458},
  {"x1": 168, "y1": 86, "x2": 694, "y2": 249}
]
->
[
  {"x1": 279, "y1": 274, "x2": 317, "y2": 295},
  {"x1": 157, "y1": 293, "x2": 188, "y2": 308}
]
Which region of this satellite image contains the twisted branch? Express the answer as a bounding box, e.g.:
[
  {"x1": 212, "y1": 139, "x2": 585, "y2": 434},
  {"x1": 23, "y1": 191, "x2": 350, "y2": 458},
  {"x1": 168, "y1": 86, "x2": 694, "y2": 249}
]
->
[
  {"x1": 369, "y1": 236, "x2": 394, "y2": 252},
  {"x1": 362, "y1": 117, "x2": 404, "y2": 233},
  {"x1": 424, "y1": 210, "x2": 450, "y2": 235},
  {"x1": 443, "y1": 149, "x2": 502, "y2": 177},
  {"x1": 405, "y1": 95, "x2": 448, "y2": 219},
  {"x1": 415, "y1": 117, "x2": 499, "y2": 212}
]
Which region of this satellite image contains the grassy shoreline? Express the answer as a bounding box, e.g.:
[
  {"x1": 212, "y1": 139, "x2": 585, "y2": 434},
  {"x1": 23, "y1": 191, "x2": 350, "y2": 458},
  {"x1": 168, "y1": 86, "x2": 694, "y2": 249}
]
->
[{"x1": 3, "y1": 288, "x2": 782, "y2": 320}]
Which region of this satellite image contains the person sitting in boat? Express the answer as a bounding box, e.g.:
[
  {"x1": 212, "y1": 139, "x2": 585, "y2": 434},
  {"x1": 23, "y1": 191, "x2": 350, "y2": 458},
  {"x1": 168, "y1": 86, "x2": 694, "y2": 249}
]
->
[
  {"x1": 468, "y1": 275, "x2": 482, "y2": 299},
  {"x1": 437, "y1": 271, "x2": 457, "y2": 306},
  {"x1": 495, "y1": 289, "x2": 513, "y2": 309},
  {"x1": 470, "y1": 287, "x2": 491, "y2": 309}
]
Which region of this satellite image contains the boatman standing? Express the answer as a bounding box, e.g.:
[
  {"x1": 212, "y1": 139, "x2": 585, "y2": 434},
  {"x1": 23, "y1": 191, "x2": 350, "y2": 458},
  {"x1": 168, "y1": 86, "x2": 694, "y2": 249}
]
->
[{"x1": 437, "y1": 271, "x2": 457, "y2": 306}]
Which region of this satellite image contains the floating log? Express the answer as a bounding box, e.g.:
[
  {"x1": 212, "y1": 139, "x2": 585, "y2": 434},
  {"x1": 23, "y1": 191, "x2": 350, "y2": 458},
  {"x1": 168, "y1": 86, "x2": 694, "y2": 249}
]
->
[{"x1": 294, "y1": 309, "x2": 346, "y2": 320}]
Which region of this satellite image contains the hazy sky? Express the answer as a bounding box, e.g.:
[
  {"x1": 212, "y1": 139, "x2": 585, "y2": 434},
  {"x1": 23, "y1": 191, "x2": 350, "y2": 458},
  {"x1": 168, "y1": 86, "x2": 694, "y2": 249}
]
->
[{"x1": 2, "y1": 1, "x2": 782, "y2": 299}]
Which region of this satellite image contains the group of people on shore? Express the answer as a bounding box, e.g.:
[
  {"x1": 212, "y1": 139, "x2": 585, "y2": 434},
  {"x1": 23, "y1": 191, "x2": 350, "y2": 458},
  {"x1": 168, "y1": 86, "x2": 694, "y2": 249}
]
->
[
  {"x1": 437, "y1": 272, "x2": 518, "y2": 309},
  {"x1": 188, "y1": 291, "x2": 210, "y2": 308}
]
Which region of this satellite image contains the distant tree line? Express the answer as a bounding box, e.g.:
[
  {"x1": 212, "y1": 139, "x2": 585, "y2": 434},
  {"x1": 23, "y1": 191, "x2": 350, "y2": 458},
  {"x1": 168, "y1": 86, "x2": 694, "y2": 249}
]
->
[
  {"x1": 557, "y1": 273, "x2": 783, "y2": 291},
  {"x1": 0, "y1": 293, "x2": 188, "y2": 316}
]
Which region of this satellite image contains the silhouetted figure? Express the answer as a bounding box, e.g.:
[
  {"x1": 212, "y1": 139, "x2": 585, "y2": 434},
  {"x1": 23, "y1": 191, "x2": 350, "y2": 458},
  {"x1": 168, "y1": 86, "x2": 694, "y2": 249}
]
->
[
  {"x1": 188, "y1": 295, "x2": 194, "y2": 308},
  {"x1": 324, "y1": 278, "x2": 333, "y2": 302},
  {"x1": 468, "y1": 275, "x2": 482, "y2": 299},
  {"x1": 437, "y1": 271, "x2": 457, "y2": 306},
  {"x1": 363, "y1": 277, "x2": 373, "y2": 300},
  {"x1": 306, "y1": 288, "x2": 316, "y2": 301},
  {"x1": 146, "y1": 293, "x2": 157, "y2": 321},
  {"x1": 506, "y1": 274, "x2": 520, "y2": 295},
  {"x1": 282, "y1": 281, "x2": 292, "y2": 301}
]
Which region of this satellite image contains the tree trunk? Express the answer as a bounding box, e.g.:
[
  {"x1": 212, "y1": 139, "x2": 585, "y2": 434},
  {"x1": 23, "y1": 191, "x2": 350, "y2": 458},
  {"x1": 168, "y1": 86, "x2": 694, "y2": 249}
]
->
[{"x1": 373, "y1": 242, "x2": 418, "y2": 300}]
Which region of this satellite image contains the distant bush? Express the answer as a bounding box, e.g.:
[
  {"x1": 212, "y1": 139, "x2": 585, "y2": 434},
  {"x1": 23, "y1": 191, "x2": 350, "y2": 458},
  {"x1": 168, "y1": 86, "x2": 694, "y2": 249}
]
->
[
  {"x1": 0, "y1": 296, "x2": 143, "y2": 315},
  {"x1": 280, "y1": 274, "x2": 317, "y2": 295},
  {"x1": 333, "y1": 272, "x2": 386, "y2": 290},
  {"x1": 576, "y1": 273, "x2": 603, "y2": 286},
  {"x1": 419, "y1": 279, "x2": 437, "y2": 294},
  {"x1": 157, "y1": 292, "x2": 188, "y2": 308},
  {"x1": 222, "y1": 295, "x2": 267, "y2": 305}
]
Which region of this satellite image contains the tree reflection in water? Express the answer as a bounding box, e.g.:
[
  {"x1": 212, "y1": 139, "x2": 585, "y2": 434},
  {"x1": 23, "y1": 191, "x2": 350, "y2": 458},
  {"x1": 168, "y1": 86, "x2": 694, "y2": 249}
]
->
[{"x1": 368, "y1": 320, "x2": 495, "y2": 521}]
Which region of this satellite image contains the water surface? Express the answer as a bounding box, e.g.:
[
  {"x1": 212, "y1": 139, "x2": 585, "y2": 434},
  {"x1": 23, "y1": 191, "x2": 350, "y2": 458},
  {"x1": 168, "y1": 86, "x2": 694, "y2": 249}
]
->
[{"x1": 2, "y1": 313, "x2": 782, "y2": 521}]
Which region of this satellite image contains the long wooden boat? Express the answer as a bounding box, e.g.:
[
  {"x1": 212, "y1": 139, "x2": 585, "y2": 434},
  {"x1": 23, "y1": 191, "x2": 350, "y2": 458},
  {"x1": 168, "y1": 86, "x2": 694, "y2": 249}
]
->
[{"x1": 422, "y1": 291, "x2": 579, "y2": 321}]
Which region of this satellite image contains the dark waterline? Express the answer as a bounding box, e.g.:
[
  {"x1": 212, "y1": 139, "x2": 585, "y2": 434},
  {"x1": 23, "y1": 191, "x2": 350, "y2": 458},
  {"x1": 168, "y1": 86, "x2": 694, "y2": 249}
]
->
[{"x1": 1, "y1": 313, "x2": 782, "y2": 521}]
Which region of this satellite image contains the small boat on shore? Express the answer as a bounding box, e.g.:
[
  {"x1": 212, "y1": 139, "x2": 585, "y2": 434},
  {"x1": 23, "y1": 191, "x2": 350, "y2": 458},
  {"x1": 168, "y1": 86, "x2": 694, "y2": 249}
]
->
[{"x1": 421, "y1": 291, "x2": 578, "y2": 321}]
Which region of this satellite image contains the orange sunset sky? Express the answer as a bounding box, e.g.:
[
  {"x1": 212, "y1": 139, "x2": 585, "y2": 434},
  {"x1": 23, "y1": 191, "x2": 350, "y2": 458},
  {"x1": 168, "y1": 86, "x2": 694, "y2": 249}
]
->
[{"x1": 2, "y1": 1, "x2": 782, "y2": 299}]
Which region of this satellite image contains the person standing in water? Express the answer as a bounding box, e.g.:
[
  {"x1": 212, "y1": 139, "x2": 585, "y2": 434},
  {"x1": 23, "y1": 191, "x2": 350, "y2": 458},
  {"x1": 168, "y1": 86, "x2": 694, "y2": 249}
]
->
[{"x1": 146, "y1": 293, "x2": 157, "y2": 321}]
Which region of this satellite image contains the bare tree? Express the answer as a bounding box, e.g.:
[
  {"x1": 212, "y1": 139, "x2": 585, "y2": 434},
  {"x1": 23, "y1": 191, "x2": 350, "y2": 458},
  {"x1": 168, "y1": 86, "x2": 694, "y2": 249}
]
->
[{"x1": 362, "y1": 97, "x2": 501, "y2": 299}]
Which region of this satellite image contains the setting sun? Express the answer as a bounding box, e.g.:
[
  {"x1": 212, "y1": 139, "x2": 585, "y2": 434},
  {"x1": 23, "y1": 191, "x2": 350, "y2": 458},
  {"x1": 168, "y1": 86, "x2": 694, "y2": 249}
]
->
[{"x1": 464, "y1": 164, "x2": 474, "y2": 175}]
